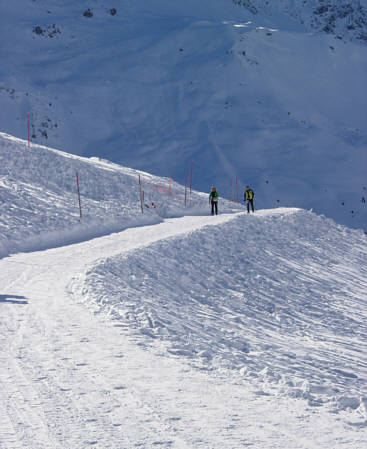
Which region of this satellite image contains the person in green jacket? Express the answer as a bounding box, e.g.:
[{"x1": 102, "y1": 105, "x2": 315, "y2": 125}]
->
[
  {"x1": 209, "y1": 186, "x2": 219, "y2": 215},
  {"x1": 244, "y1": 185, "x2": 255, "y2": 213}
]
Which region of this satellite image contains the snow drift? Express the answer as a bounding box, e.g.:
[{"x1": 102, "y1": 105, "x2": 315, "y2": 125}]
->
[{"x1": 71, "y1": 207, "x2": 367, "y2": 419}]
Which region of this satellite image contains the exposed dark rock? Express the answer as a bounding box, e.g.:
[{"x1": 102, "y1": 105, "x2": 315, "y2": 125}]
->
[
  {"x1": 34, "y1": 26, "x2": 43, "y2": 35},
  {"x1": 33, "y1": 24, "x2": 60, "y2": 38},
  {"x1": 314, "y1": 6, "x2": 329, "y2": 15},
  {"x1": 83, "y1": 9, "x2": 93, "y2": 18},
  {"x1": 232, "y1": 0, "x2": 258, "y2": 15}
]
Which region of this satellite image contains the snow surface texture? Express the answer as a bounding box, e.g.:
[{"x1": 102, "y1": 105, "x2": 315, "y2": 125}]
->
[
  {"x1": 0, "y1": 132, "x2": 241, "y2": 258},
  {"x1": 72, "y1": 208, "x2": 367, "y2": 418},
  {"x1": 0, "y1": 135, "x2": 366, "y2": 446},
  {"x1": 1, "y1": 210, "x2": 366, "y2": 448},
  {"x1": 0, "y1": 0, "x2": 366, "y2": 230}
]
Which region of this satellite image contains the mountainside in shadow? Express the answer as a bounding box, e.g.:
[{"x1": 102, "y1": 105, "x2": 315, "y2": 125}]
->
[{"x1": 0, "y1": 0, "x2": 366, "y2": 229}]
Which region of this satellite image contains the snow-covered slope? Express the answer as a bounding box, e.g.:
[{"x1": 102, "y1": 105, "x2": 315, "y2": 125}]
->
[
  {"x1": 0, "y1": 136, "x2": 366, "y2": 445},
  {"x1": 72, "y1": 208, "x2": 367, "y2": 418},
  {"x1": 0, "y1": 132, "x2": 241, "y2": 258},
  {"x1": 0, "y1": 1, "x2": 366, "y2": 230},
  {"x1": 1, "y1": 208, "x2": 366, "y2": 447}
]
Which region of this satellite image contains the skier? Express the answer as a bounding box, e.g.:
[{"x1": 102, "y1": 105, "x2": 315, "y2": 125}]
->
[
  {"x1": 209, "y1": 186, "x2": 219, "y2": 215},
  {"x1": 244, "y1": 185, "x2": 255, "y2": 213}
]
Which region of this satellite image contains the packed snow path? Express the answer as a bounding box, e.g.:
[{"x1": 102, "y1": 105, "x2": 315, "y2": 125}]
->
[{"x1": 0, "y1": 211, "x2": 366, "y2": 448}]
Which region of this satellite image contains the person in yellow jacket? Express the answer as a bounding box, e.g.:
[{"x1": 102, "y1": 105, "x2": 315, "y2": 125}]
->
[{"x1": 244, "y1": 185, "x2": 255, "y2": 213}]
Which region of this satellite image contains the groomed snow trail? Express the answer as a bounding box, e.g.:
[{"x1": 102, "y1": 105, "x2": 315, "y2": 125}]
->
[{"x1": 0, "y1": 212, "x2": 365, "y2": 448}]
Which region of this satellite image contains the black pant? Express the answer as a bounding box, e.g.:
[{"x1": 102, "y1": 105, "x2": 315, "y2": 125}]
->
[
  {"x1": 211, "y1": 201, "x2": 218, "y2": 215},
  {"x1": 247, "y1": 199, "x2": 254, "y2": 213}
]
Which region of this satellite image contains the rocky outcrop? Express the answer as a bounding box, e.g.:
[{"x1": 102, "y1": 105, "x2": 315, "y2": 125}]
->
[{"x1": 233, "y1": 0, "x2": 367, "y2": 41}]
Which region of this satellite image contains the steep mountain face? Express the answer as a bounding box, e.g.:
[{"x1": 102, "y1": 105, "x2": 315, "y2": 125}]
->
[
  {"x1": 234, "y1": 0, "x2": 367, "y2": 41},
  {"x1": 0, "y1": 0, "x2": 366, "y2": 229}
]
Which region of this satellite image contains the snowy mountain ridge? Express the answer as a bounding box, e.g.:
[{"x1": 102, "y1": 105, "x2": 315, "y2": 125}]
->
[{"x1": 234, "y1": 0, "x2": 367, "y2": 41}]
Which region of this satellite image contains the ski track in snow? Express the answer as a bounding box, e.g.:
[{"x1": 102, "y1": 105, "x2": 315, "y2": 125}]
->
[{"x1": 0, "y1": 210, "x2": 366, "y2": 448}]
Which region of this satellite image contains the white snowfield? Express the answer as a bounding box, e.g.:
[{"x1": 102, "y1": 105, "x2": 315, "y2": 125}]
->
[
  {"x1": 0, "y1": 134, "x2": 367, "y2": 448},
  {"x1": 1, "y1": 210, "x2": 367, "y2": 448}
]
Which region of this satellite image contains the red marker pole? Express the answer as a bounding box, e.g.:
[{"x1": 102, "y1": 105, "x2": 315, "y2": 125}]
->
[
  {"x1": 76, "y1": 171, "x2": 82, "y2": 219},
  {"x1": 27, "y1": 113, "x2": 30, "y2": 147},
  {"x1": 189, "y1": 160, "x2": 193, "y2": 195},
  {"x1": 236, "y1": 176, "x2": 239, "y2": 202},
  {"x1": 139, "y1": 174, "x2": 143, "y2": 213},
  {"x1": 184, "y1": 173, "x2": 188, "y2": 206}
]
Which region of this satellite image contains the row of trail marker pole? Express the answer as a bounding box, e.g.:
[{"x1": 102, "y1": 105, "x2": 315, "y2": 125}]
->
[
  {"x1": 26, "y1": 111, "x2": 193, "y2": 215},
  {"x1": 26, "y1": 113, "x2": 240, "y2": 215},
  {"x1": 137, "y1": 160, "x2": 193, "y2": 212},
  {"x1": 75, "y1": 165, "x2": 240, "y2": 221},
  {"x1": 25, "y1": 113, "x2": 238, "y2": 215}
]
